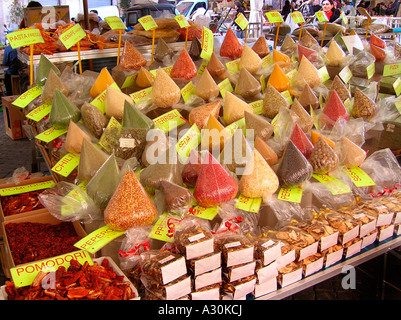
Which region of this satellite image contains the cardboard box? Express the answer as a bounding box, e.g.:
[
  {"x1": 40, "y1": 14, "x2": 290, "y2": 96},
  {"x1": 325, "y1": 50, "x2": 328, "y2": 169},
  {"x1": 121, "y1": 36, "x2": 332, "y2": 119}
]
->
[
  {"x1": 23, "y1": 5, "x2": 70, "y2": 28},
  {"x1": 0, "y1": 175, "x2": 55, "y2": 222},
  {"x1": 1, "y1": 211, "x2": 87, "y2": 278},
  {"x1": 2, "y1": 96, "x2": 26, "y2": 140}
]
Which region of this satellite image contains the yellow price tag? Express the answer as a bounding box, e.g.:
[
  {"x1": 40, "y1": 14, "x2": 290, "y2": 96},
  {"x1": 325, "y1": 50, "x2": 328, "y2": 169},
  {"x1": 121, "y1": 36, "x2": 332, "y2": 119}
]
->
[
  {"x1": 181, "y1": 81, "x2": 195, "y2": 102},
  {"x1": 90, "y1": 82, "x2": 121, "y2": 114},
  {"x1": 149, "y1": 212, "x2": 179, "y2": 242},
  {"x1": 35, "y1": 126, "x2": 68, "y2": 143},
  {"x1": 342, "y1": 167, "x2": 376, "y2": 187},
  {"x1": 0, "y1": 180, "x2": 55, "y2": 196},
  {"x1": 59, "y1": 24, "x2": 86, "y2": 50},
  {"x1": 200, "y1": 27, "x2": 214, "y2": 61},
  {"x1": 250, "y1": 100, "x2": 263, "y2": 115},
  {"x1": 235, "y1": 194, "x2": 262, "y2": 213},
  {"x1": 138, "y1": 15, "x2": 158, "y2": 31},
  {"x1": 339, "y1": 65, "x2": 352, "y2": 84},
  {"x1": 265, "y1": 11, "x2": 284, "y2": 23},
  {"x1": 312, "y1": 173, "x2": 351, "y2": 195},
  {"x1": 290, "y1": 11, "x2": 305, "y2": 24},
  {"x1": 130, "y1": 86, "x2": 153, "y2": 104},
  {"x1": 235, "y1": 13, "x2": 249, "y2": 30},
  {"x1": 174, "y1": 14, "x2": 190, "y2": 28},
  {"x1": 176, "y1": 124, "x2": 201, "y2": 162},
  {"x1": 12, "y1": 86, "x2": 42, "y2": 108},
  {"x1": 104, "y1": 16, "x2": 126, "y2": 30},
  {"x1": 366, "y1": 62, "x2": 375, "y2": 79},
  {"x1": 74, "y1": 225, "x2": 125, "y2": 254},
  {"x1": 277, "y1": 186, "x2": 303, "y2": 203},
  {"x1": 394, "y1": 78, "x2": 401, "y2": 96},
  {"x1": 226, "y1": 59, "x2": 241, "y2": 74},
  {"x1": 218, "y1": 78, "x2": 233, "y2": 98},
  {"x1": 315, "y1": 11, "x2": 329, "y2": 22},
  {"x1": 318, "y1": 66, "x2": 330, "y2": 83},
  {"x1": 51, "y1": 153, "x2": 80, "y2": 177},
  {"x1": 383, "y1": 63, "x2": 401, "y2": 77},
  {"x1": 153, "y1": 109, "x2": 187, "y2": 133},
  {"x1": 26, "y1": 102, "x2": 51, "y2": 122},
  {"x1": 6, "y1": 28, "x2": 44, "y2": 49}
]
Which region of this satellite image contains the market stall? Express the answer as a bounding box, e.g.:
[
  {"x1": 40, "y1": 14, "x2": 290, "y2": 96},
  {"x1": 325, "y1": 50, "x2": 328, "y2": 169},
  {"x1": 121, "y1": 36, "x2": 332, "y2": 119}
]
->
[{"x1": 1, "y1": 10, "x2": 401, "y2": 301}]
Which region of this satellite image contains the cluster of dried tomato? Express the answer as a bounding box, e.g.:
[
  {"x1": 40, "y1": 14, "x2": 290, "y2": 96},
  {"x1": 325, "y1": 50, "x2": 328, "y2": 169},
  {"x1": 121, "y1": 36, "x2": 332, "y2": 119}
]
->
[
  {"x1": 5, "y1": 258, "x2": 136, "y2": 300},
  {"x1": 5, "y1": 222, "x2": 81, "y2": 265},
  {"x1": 1, "y1": 191, "x2": 45, "y2": 216}
]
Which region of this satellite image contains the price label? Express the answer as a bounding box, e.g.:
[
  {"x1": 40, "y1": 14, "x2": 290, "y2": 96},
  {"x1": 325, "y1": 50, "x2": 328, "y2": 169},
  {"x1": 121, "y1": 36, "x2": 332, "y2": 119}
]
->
[
  {"x1": 226, "y1": 59, "x2": 241, "y2": 74},
  {"x1": 26, "y1": 102, "x2": 51, "y2": 122},
  {"x1": 130, "y1": 86, "x2": 153, "y2": 104},
  {"x1": 366, "y1": 62, "x2": 375, "y2": 79},
  {"x1": 149, "y1": 212, "x2": 179, "y2": 242},
  {"x1": 312, "y1": 173, "x2": 351, "y2": 195},
  {"x1": 339, "y1": 65, "x2": 352, "y2": 84},
  {"x1": 394, "y1": 77, "x2": 401, "y2": 96},
  {"x1": 153, "y1": 109, "x2": 187, "y2": 133},
  {"x1": 35, "y1": 126, "x2": 68, "y2": 143},
  {"x1": 104, "y1": 16, "x2": 126, "y2": 30},
  {"x1": 383, "y1": 63, "x2": 401, "y2": 77},
  {"x1": 235, "y1": 13, "x2": 249, "y2": 30},
  {"x1": 340, "y1": 11, "x2": 348, "y2": 24},
  {"x1": 200, "y1": 27, "x2": 214, "y2": 61},
  {"x1": 277, "y1": 185, "x2": 303, "y2": 203},
  {"x1": 59, "y1": 24, "x2": 86, "y2": 50},
  {"x1": 150, "y1": 65, "x2": 173, "y2": 77},
  {"x1": 315, "y1": 11, "x2": 329, "y2": 22},
  {"x1": 281, "y1": 90, "x2": 293, "y2": 104},
  {"x1": 342, "y1": 167, "x2": 376, "y2": 187},
  {"x1": 235, "y1": 194, "x2": 262, "y2": 213},
  {"x1": 12, "y1": 86, "x2": 42, "y2": 108},
  {"x1": 138, "y1": 15, "x2": 158, "y2": 31},
  {"x1": 90, "y1": 81, "x2": 121, "y2": 114},
  {"x1": 395, "y1": 100, "x2": 401, "y2": 114},
  {"x1": 6, "y1": 28, "x2": 44, "y2": 49},
  {"x1": 0, "y1": 179, "x2": 55, "y2": 196},
  {"x1": 262, "y1": 54, "x2": 273, "y2": 68},
  {"x1": 318, "y1": 66, "x2": 330, "y2": 83},
  {"x1": 51, "y1": 153, "x2": 80, "y2": 177},
  {"x1": 74, "y1": 225, "x2": 125, "y2": 254},
  {"x1": 290, "y1": 11, "x2": 305, "y2": 24},
  {"x1": 181, "y1": 81, "x2": 195, "y2": 102},
  {"x1": 250, "y1": 100, "x2": 263, "y2": 115},
  {"x1": 260, "y1": 74, "x2": 266, "y2": 91},
  {"x1": 265, "y1": 11, "x2": 284, "y2": 23},
  {"x1": 176, "y1": 123, "x2": 201, "y2": 162},
  {"x1": 197, "y1": 61, "x2": 208, "y2": 75},
  {"x1": 189, "y1": 205, "x2": 219, "y2": 220},
  {"x1": 174, "y1": 14, "x2": 190, "y2": 28},
  {"x1": 122, "y1": 73, "x2": 137, "y2": 89},
  {"x1": 218, "y1": 78, "x2": 233, "y2": 98}
]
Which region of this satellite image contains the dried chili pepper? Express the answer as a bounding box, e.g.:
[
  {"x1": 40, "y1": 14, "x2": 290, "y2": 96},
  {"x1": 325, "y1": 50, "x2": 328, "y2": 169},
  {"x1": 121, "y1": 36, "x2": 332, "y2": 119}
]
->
[{"x1": 1, "y1": 191, "x2": 45, "y2": 216}]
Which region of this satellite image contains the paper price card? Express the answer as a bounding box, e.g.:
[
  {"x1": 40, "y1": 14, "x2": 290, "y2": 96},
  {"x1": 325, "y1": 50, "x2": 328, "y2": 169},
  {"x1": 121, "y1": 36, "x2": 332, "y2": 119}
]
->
[
  {"x1": 315, "y1": 11, "x2": 329, "y2": 22},
  {"x1": 282, "y1": 90, "x2": 293, "y2": 104},
  {"x1": 150, "y1": 65, "x2": 173, "y2": 77},
  {"x1": 318, "y1": 66, "x2": 330, "y2": 83},
  {"x1": 122, "y1": 73, "x2": 137, "y2": 89},
  {"x1": 340, "y1": 11, "x2": 348, "y2": 24},
  {"x1": 383, "y1": 63, "x2": 401, "y2": 77},
  {"x1": 265, "y1": 11, "x2": 284, "y2": 23},
  {"x1": 130, "y1": 86, "x2": 153, "y2": 104},
  {"x1": 197, "y1": 61, "x2": 208, "y2": 75},
  {"x1": 218, "y1": 78, "x2": 233, "y2": 98},
  {"x1": 174, "y1": 14, "x2": 190, "y2": 28},
  {"x1": 12, "y1": 86, "x2": 42, "y2": 108},
  {"x1": 26, "y1": 102, "x2": 51, "y2": 122},
  {"x1": 226, "y1": 59, "x2": 241, "y2": 74},
  {"x1": 6, "y1": 28, "x2": 44, "y2": 49},
  {"x1": 312, "y1": 173, "x2": 351, "y2": 195},
  {"x1": 59, "y1": 24, "x2": 86, "y2": 50},
  {"x1": 394, "y1": 78, "x2": 401, "y2": 96},
  {"x1": 235, "y1": 13, "x2": 249, "y2": 30},
  {"x1": 138, "y1": 15, "x2": 158, "y2": 30},
  {"x1": 235, "y1": 194, "x2": 262, "y2": 213},
  {"x1": 200, "y1": 26, "x2": 214, "y2": 61},
  {"x1": 339, "y1": 65, "x2": 352, "y2": 84},
  {"x1": 176, "y1": 123, "x2": 201, "y2": 162},
  {"x1": 250, "y1": 100, "x2": 263, "y2": 115},
  {"x1": 277, "y1": 185, "x2": 303, "y2": 203},
  {"x1": 149, "y1": 212, "x2": 179, "y2": 242},
  {"x1": 181, "y1": 81, "x2": 195, "y2": 102},
  {"x1": 104, "y1": 16, "x2": 126, "y2": 30},
  {"x1": 367, "y1": 62, "x2": 375, "y2": 80},
  {"x1": 153, "y1": 109, "x2": 187, "y2": 133},
  {"x1": 290, "y1": 11, "x2": 305, "y2": 24},
  {"x1": 188, "y1": 205, "x2": 219, "y2": 220},
  {"x1": 35, "y1": 126, "x2": 68, "y2": 143},
  {"x1": 0, "y1": 180, "x2": 56, "y2": 196},
  {"x1": 51, "y1": 153, "x2": 80, "y2": 177},
  {"x1": 262, "y1": 54, "x2": 273, "y2": 68},
  {"x1": 10, "y1": 250, "x2": 93, "y2": 288},
  {"x1": 395, "y1": 100, "x2": 401, "y2": 114},
  {"x1": 74, "y1": 225, "x2": 125, "y2": 254},
  {"x1": 342, "y1": 167, "x2": 376, "y2": 188}
]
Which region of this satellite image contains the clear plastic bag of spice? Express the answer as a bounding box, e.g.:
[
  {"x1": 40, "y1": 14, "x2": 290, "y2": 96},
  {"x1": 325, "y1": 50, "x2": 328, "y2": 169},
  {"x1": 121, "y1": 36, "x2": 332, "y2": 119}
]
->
[
  {"x1": 109, "y1": 127, "x2": 148, "y2": 160},
  {"x1": 81, "y1": 102, "x2": 108, "y2": 139},
  {"x1": 158, "y1": 180, "x2": 194, "y2": 216}
]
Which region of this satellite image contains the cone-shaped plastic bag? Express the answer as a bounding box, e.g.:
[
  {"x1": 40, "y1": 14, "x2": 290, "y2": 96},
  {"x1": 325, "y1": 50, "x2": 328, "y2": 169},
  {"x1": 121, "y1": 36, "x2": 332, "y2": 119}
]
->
[
  {"x1": 189, "y1": 36, "x2": 202, "y2": 61},
  {"x1": 370, "y1": 43, "x2": 386, "y2": 62},
  {"x1": 182, "y1": 149, "x2": 202, "y2": 187},
  {"x1": 320, "y1": 90, "x2": 349, "y2": 128},
  {"x1": 240, "y1": 44, "x2": 262, "y2": 75},
  {"x1": 193, "y1": 150, "x2": 238, "y2": 207},
  {"x1": 244, "y1": 110, "x2": 273, "y2": 140},
  {"x1": 122, "y1": 100, "x2": 155, "y2": 130},
  {"x1": 160, "y1": 180, "x2": 194, "y2": 215},
  {"x1": 81, "y1": 102, "x2": 108, "y2": 139},
  {"x1": 326, "y1": 40, "x2": 346, "y2": 67},
  {"x1": 252, "y1": 36, "x2": 270, "y2": 58},
  {"x1": 136, "y1": 67, "x2": 155, "y2": 88},
  {"x1": 267, "y1": 64, "x2": 290, "y2": 92},
  {"x1": 152, "y1": 68, "x2": 181, "y2": 108},
  {"x1": 170, "y1": 49, "x2": 197, "y2": 80},
  {"x1": 281, "y1": 34, "x2": 297, "y2": 53},
  {"x1": 328, "y1": 75, "x2": 351, "y2": 102},
  {"x1": 142, "y1": 129, "x2": 169, "y2": 167},
  {"x1": 35, "y1": 54, "x2": 61, "y2": 87},
  {"x1": 110, "y1": 127, "x2": 147, "y2": 160},
  {"x1": 200, "y1": 114, "x2": 231, "y2": 151},
  {"x1": 276, "y1": 140, "x2": 313, "y2": 187},
  {"x1": 64, "y1": 121, "x2": 92, "y2": 155},
  {"x1": 299, "y1": 29, "x2": 319, "y2": 48},
  {"x1": 239, "y1": 149, "x2": 279, "y2": 199},
  {"x1": 49, "y1": 89, "x2": 81, "y2": 129},
  {"x1": 105, "y1": 86, "x2": 134, "y2": 120},
  {"x1": 295, "y1": 56, "x2": 322, "y2": 88},
  {"x1": 235, "y1": 67, "x2": 262, "y2": 99},
  {"x1": 298, "y1": 44, "x2": 319, "y2": 63},
  {"x1": 154, "y1": 37, "x2": 174, "y2": 62},
  {"x1": 41, "y1": 69, "x2": 69, "y2": 103},
  {"x1": 290, "y1": 98, "x2": 314, "y2": 133},
  {"x1": 223, "y1": 91, "x2": 254, "y2": 125},
  {"x1": 290, "y1": 123, "x2": 314, "y2": 159},
  {"x1": 298, "y1": 83, "x2": 319, "y2": 110},
  {"x1": 90, "y1": 67, "x2": 115, "y2": 98},
  {"x1": 337, "y1": 136, "x2": 366, "y2": 168},
  {"x1": 255, "y1": 136, "x2": 278, "y2": 166},
  {"x1": 189, "y1": 100, "x2": 221, "y2": 130},
  {"x1": 273, "y1": 49, "x2": 291, "y2": 65},
  {"x1": 104, "y1": 170, "x2": 157, "y2": 231},
  {"x1": 78, "y1": 139, "x2": 110, "y2": 182},
  {"x1": 220, "y1": 28, "x2": 243, "y2": 60},
  {"x1": 309, "y1": 136, "x2": 339, "y2": 174},
  {"x1": 194, "y1": 69, "x2": 219, "y2": 101},
  {"x1": 352, "y1": 87, "x2": 376, "y2": 120},
  {"x1": 311, "y1": 131, "x2": 335, "y2": 148},
  {"x1": 86, "y1": 154, "x2": 121, "y2": 209},
  {"x1": 120, "y1": 40, "x2": 147, "y2": 70},
  {"x1": 262, "y1": 84, "x2": 289, "y2": 119},
  {"x1": 207, "y1": 52, "x2": 227, "y2": 79}
]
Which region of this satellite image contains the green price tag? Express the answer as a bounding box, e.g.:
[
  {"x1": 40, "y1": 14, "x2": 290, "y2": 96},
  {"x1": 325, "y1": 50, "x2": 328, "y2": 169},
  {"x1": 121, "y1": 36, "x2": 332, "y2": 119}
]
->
[
  {"x1": 149, "y1": 212, "x2": 178, "y2": 242},
  {"x1": 153, "y1": 109, "x2": 187, "y2": 133},
  {"x1": 394, "y1": 78, "x2": 401, "y2": 96},
  {"x1": 290, "y1": 11, "x2": 305, "y2": 24},
  {"x1": 10, "y1": 251, "x2": 92, "y2": 288},
  {"x1": 189, "y1": 205, "x2": 219, "y2": 220},
  {"x1": 262, "y1": 54, "x2": 273, "y2": 68},
  {"x1": 51, "y1": 153, "x2": 80, "y2": 177},
  {"x1": 315, "y1": 11, "x2": 329, "y2": 22},
  {"x1": 104, "y1": 16, "x2": 126, "y2": 30},
  {"x1": 342, "y1": 167, "x2": 376, "y2": 187},
  {"x1": 340, "y1": 12, "x2": 348, "y2": 24},
  {"x1": 59, "y1": 24, "x2": 86, "y2": 50},
  {"x1": 277, "y1": 185, "x2": 303, "y2": 203},
  {"x1": 383, "y1": 63, "x2": 401, "y2": 77},
  {"x1": 74, "y1": 225, "x2": 125, "y2": 254},
  {"x1": 90, "y1": 81, "x2": 120, "y2": 114},
  {"x1": 150, "y1": 65, "x2": 173, "y2": 77},
  {"x1": 250, "y1": 100, "x2": 263, "y2": 115},
  {"x1": 225, "y1": 117, "x2": 246, "y2": 136},
  {"x1": 130, "y1": 86, "x2": 153, "y2": 104},
  {"x1": 181, "y1": 81, "x2": 195, "y2": 102},
  {"x1": 26, "y1": 102, "x2": 51, "y2": 122},
  {"x1": 235, "y1": 194, "x2": 262, "y2": 213},
  {"x1": 174, "y1": 14, "x2": 190, "y2": 28},
  {"x1": 6, "y1": 28, "x2": 44, "y2": 49},
  {"x1": 200, "y1": 27, "x2": 214, "y2": 61},
  {"x1": 197, "y1": 61, "x2": 208, "y2": 75},
  {"x1": 12, "y1": 86, "x2": 42, "y2": 108},
  {"x1": 226, "y1": 59, "x2": 241, "y2": 74},
  {"x1": 344, "y1": 98, "x2": 352, "y2": 114},
  {"x1": 235, "y1": 13, "x2": 249, "y2": 30},
  {"x1": 312, "y1": 173, "x2": 351, "y2": 195},
  {"x1": 35, "y1": 126, "x2": 68, "y2": 143},
  {"x1": 366, "y1": 62, "x2": 375, "y2": 79},
  {"x1": 265, "y1": 11, "x2": 284, "y2": 23},
  {"x1": 281, "y1": 90, "x2": 293, "y2": 104},
  {"x1": 218, "y1": 78, "x2": 233, "y2": 98},
  {"x1": 138, "y1": 15, "x2": 158, "y2": 31},
  {"x1": 318, "y1": 66, "x2": 330, "y2": 83},
  {"x1": 260, "y1": 75, "x2": 266, "y2": 91},
  {"x1": 339, "y1": 65, "x2": 352, "y2": 84},
  {"x1": 0, "y1": 179, "x2": 55, "y2": 196},
  {"x1": 176, "y1": 123, "x2": 201, "y2": 162},
  {"x1": 395, "y1": 100, "x2": 401, "y2": 114}
]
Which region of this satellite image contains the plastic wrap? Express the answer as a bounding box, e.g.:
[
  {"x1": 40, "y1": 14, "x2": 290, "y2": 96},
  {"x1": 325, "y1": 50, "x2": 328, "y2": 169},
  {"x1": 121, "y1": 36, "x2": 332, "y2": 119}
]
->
[
  {"x1": 35, "y1": 53, "x2": 61, "y2": 87},
  {"x1": 181, "y1": 149, "x2": 202, "y2": 187},
  {"x1": 41, "y1": 69, "x2": 69, "y2": 103},
  {"x1": 235, "y1": 67, "x2": 262, "y2": 99},
  {"x1": 81, "y1": 102, "x2": 108, "y2": 139},
  {"x1": 193, "y1": 69, "x2": 219, "y2": 101},
  {"x1": 352, "y1": 87, "x2": 377, "y2": 120},
  {"x1": 64, "y1": 121, "x2": 92, "y2": 155},
  {"x1": 152, "y1": 68, "x2": 181, "y2": 108},
  {"x1": 219, "y1": 28, "x2": 243, "y2": 60},
  {"x1": 78, "y1": 139, "x2": 110, "y2": 183},
  {"x1": 160, "y1": 180, "x2": 194, "y2": 215},
  {"x1": 335, "y1": 136, "x2": 366, "y2": 169},
  {"x1": 120, "y1": 40, "x2": 147, "y2": 70},
  {"x1": 188, "y1": 100, "x2": 221, "y2": 131},
  {"x1": 170, "y1": 49, "x2": 197, "y2": 81},
  {"x1": 308, "y1": 136, "x2": 339, "y2": 174},
  {"x1": 49, "y1": 89, "x2": 81, "y2": 130}
]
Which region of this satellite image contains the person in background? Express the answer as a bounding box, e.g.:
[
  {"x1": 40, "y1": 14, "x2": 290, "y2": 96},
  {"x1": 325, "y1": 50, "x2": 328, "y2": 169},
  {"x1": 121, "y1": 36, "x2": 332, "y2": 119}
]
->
[
  {"x1": 282, "y1": 0, "x2": 293, "y2": 19},
  {"x1": 2, "y1": 44, "x2": 21, "y2": 96},
  {"x1": 321, "y1": 0, "x2": 341, "y2": 22},
  {"x1": 90, "y1": 10, "x2": 102, "y2": 21},
  {"x1": 19, "y1": 1, "x2": 42, "y2": 29},
  {"x1": 232, "y1": 1, "x2": 246, "y2": 38},
  {"x1": 380, "y1": 0, "x2": 399, "y2": 15},
  {"x1": 312, "y1": 0, "x2": 322, "y2": 12},
  {"x1": 299, "y1": 0, "x2": 314, "y2": 17}
]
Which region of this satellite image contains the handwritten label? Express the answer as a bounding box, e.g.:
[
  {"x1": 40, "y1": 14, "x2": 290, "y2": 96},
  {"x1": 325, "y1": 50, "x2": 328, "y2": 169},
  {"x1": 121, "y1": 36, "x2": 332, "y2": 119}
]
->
[
  {"x1": 174, "y1": 14, "x2": 190, "y2": 28},
  {"x1": 277, "y1": 185, "x2": 303, "y2": 203},
  {"x1": 181, "y1": 81, "x2": 195, "y2": 102},
  {"x1": 149, "y1": 213, "x2": 177, "y2": 242},
  {"x1": 138, "y1": 15, "x2": 158, "y2": 31},
  {"x1": 218, "y1": 78, "x2": 233, "y2": 98},
  {"x1": 250, "y1": 100, "x2": 263, "y2": 115},
  {"x1": 342, "y1": 167, "x2": 376, "y2": 187},
  {"x1": 262, "y1": 54, "x2": 273, "y2": 68},
  {"x1": 150, "y1": 65, "x2": 173, "y2": 77},
  {"x1": 59, "y1": 24, "x2": 86, "y2": 50},
  {"x1": 6, "y1": 28, "x2": 44, "y2": 49},
  {"x1": 189, "y1": 205, "x2": 219, "y2": 220},
  {"x1": 235, "y1": 13, "x2": 249, "y2": 30},
  {"x1": 197, "y1": 61, "x2": 208, "y2": 75},
  {"x1": 104, "y1": 16, "x2": 126, "y2": 30},
  {"x1": 35, "y1": 126, "x2": 68, "y2": 143},
  {"x1": 130, "y1": 86, "x2": 153, "y2": 104},
  {"x1": 90, "y1": 82, "x2": 120, "y2": 114},
  {"x1": 339, "y1": 65, "x2": 352, "y2": 84},
  {"x1": 51, "y1": 153, "x2": 80, "y2": 177},
  {"x1": 315, "y1": 11, "x2": 329, "y2": 22},
  {"x1": 0, "y1": 179, "x2": 55, "y2": 196},
  {"x1": 318, "y1": 66, "x2": 330, "y2": 83},
  {"x1": 226, "y1": 59, "x2": 241, "y2": 74},
  {"x1": 10, "y1": 250, "x2": 92, "y2": 288},
  {"x1": 26, "y1": 102, "x2": 51, "y2": 122},
  {"x1": 74, "y1": 225, "x2": 125, "y2": 254},
  {"x1": 176, "y1": 123, "x2": 201, "y2": 162},
  {"x1": 265, "y1": 11, "x2": 284, "y2": 23},
  {"x1": 290, "y1": 11, "x2": 305, "y2": 24},
  {"x1": 153, "y1": 109, "x2": 186, "y2": 133},
  {"x1": 366, "y1": 62, "x2": 375, "y2": 79},
  {"x1": 235, "y1": 194, "x2": 262, "y2": 213},
  {"x1": 383, "y1": 63, "x2": 401, "y2": 77},
  {"x1": 312, "y1": 173, "x2": 351, "y2": 195},
  {"x1": 200, "y1": 27, "x2": 214, "y2": 61},
  {"x1": 12, "y1": 86, "x2": 42, "y2": 108}
]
